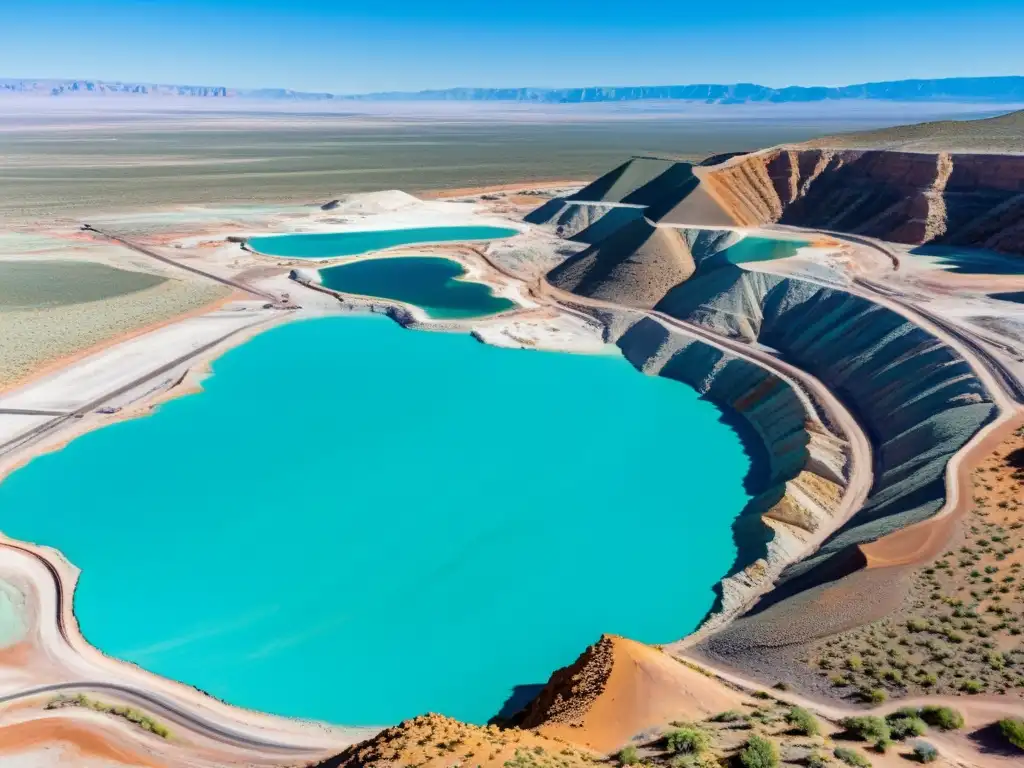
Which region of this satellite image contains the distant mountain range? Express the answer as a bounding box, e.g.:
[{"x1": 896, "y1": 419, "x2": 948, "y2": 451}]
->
[{"x1": 3, "y1": 76, "x2": 1024, "y2": 104}]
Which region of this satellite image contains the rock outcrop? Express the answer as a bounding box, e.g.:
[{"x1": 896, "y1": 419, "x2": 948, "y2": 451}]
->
[{"x1": 516, "y1": 635, "x2": 746, "y2": 752}]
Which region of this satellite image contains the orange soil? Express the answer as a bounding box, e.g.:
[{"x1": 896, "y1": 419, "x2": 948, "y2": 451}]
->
[
  {"x1": 319, "y1": 713, "x2": 594, "y2": 768},
  {"x1": 0, "y1": 717, "x2": 162, "y2": 766},
  {"x1": 860, "y1": 414, "x2": 1024, "y2": 569},
  {"x1": 523, "y1": 635, "x2": 746, "y2": 753}
]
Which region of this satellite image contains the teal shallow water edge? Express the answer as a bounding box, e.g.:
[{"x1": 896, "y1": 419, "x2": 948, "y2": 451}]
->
[
  {"x1": 0, "y1": 316, "x2": 752, "y2": 726},
  {"x1": 318, "y1": 257, "x2": 515, "y2": 318},
  {"x1": 248, "y1": 225, "x2": 519, "y2": 259}
]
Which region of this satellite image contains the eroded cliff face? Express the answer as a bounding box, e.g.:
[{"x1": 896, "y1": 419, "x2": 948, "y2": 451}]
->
[
  {"x1": 656, "y1": 265, "x2": 997, "y2": 586},
  {"x1": 697, "y1": 149, "x2": 1024, "y2": 254}
]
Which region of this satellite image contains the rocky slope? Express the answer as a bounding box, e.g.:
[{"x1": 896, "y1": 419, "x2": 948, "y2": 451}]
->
[
  {"x1": 546, "y1": 221, "x2": 740, "y2": 308},
  {"x1": 516, "y1": 635, "x2": 746, "y2": 752},
  {"x1": 696, "y1": 148, "x2": 1024, "y2": 254},
  {"x1": 655, "y1": 266, "x2": 996, "y2": 588},
  {"x1": 603, "y1": 311, "x2": 848, "y2": 623},
  {"x1": 312, "y1": 713, "x2": 595, "y2": 768},
  {"x1": 523, "y1": 199, "x2": 644, "y2": 243}
]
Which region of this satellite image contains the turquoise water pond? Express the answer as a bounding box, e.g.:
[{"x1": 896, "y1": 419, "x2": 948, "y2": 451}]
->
[
  {"x1": 248, "y1": 225, "x2": 519, "y2": 259},
  {"x1": 319, "y1": 257, "x2": 515, "y2": 319},
  {"x1": 702, "y1": 236, "x2": 804, "y2": 270},
  {"x1": 0, "y1": 317, "x2": 752, "y2": 726}
]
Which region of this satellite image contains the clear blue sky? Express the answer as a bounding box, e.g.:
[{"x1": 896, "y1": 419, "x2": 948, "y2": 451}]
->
[{"x1": 2, "y1": 1, "x2": 1022, "y2": 93}]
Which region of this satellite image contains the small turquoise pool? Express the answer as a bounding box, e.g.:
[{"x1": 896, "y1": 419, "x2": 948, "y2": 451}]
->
[
  {"x1": 248, "y1": 225, "x2": 519, "y2": 259},
  {"x1": 319, "y1": 257, "x2": 515, "y2": 319},
  {"x1": 701, "y1": 236, "x2": 804, "y2": 270}
]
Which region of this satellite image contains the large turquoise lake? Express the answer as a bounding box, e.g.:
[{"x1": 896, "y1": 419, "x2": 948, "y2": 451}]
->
[
  {"x1": 249, "y1": 225, "x2": 519, "y2": 259},
  {"x1": 0, "y1": 317, "x2": 751, "y2": 726},
  {"x1": 319, "y1": 257, "x2": 515, "y2": 318}
]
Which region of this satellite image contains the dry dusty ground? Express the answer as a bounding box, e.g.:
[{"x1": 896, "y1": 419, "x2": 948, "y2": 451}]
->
[{"x1": 803, "y1": 426, "x2": 1024, "y2": 702}]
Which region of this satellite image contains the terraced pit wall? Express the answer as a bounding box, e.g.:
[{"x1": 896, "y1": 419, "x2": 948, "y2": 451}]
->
[
  {"x1": 656, "y1": 265, "x2": 998, "y2": 595},
  {"x1": 574, "y1": 302, "x2": 848, "y2": 627},
  {"x1": 695, "y1": 148, "x2": 1024, "y2": 255}
]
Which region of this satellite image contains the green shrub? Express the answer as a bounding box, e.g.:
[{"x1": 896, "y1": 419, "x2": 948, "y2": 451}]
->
[
  {"x1": 912, "y1": 742, "x2": 938, "y2": 763},
  {"x1": 617, "y1": 745, "x2": 639, "y2": 765},
  {"x1": 785, "y1": 707, "x2": 820, "y2": 737},
  {"x1": 806, "y1": 751, "x2": 829, "y2": 768},
  {"x1": 887, "y1": 716, "x2": 927, "y2": 740},
  {"x1": 920, "y1": 706, "x2": 964, "y2": 731},
  {"x1": 738, "y1": 736, "x2": 778, "y2": 768},
  {"x1": 841, "y1": 716, "x2": 891, "y2": 743},
  {"x1": 665, "y1": 728, "x2": 710, "y2": 755},
  {"x1": 998, "y1": 718, "x2": 1024, "y2": 751},
  {"x1": 710, "y1": 710, "x2": 744, "y2": 723},
  {"x1": 872, "y1": 738, "x2": 892, "y2": 754},
  {"x1": 751, "y1": 690, "x2": 773, "y2": 700},
  {"x1": 858, "y1": 687, "x2": 887, "y2": 704},
  {"x1": 833, "y1": 747, "x2": 871, "y2": 768}
]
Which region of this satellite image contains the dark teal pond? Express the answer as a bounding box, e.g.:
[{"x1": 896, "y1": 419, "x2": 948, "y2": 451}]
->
[
  {"x1": 990, "y1": 291, "x2": 1024, "y2": 304},
  {"x1": 248, "y1": 225, "x2": 519, "y2": 259},
  {"x1": 319, "y1": 257, "x2": 516, "y2": 319},
  {"x1": 909, "y1": 246, "x2": 1024, "y2": 275}
]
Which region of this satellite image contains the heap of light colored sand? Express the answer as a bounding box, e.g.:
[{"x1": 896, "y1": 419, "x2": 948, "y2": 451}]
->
[{"x1": 329, "y1": 190, "x2": 423, "y2": 216}]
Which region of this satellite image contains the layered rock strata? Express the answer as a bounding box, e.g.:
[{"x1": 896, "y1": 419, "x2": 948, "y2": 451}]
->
[
  {"x1": 655, "y1": 265, "x2": 997, "y2": 588},
  {"x1": 690, "y1": 149, "x2": 1024, "y2": 254},
  {"x1": 605, "y1": 311, "x2": 848, "y2": 624}
]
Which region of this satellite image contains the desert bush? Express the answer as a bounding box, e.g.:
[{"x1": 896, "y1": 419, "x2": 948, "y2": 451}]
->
[
  {"x1": 833, "y1": 747, "x2": 871, "y2": 768},
  {"x1": 806, "y1": 752, "x2": 829, "y2": 768},
  {"x1": 617, "y1": 745, "x2": 640, "y2": 765},
  {"x1": 920, "y1": 706, "x2": 964, "y2": 731},
  {"x1": 998, "y1": 718, "x2": 1024, "y2": 750},
  {"x1": 786, "y1": 707, "x2": 820, "y2": 736},
  {"x1": 858, "y1": 687, "x2": 887, "y2": 704},
  {"x1": 912, "y1": 742, "x2": 938, "y2": 763},
  {"x1": 710, "y1": 710, "x2": 744, "y2": 723},
  {"x1": 841, "y1": 716, "x2": 891, "y2": 742},
  {"x1": 665, "y1": 728, "x2": 710, "y2": 755},
  {"x1": 738, "y1": 736, "x2": 778, "y2": 768},
  {"x1": 960, "y1": 679, "x2": 984, "y2": 693},
  {"x1": 887, "y1": 715, "x2": 927, "y2": 740}
]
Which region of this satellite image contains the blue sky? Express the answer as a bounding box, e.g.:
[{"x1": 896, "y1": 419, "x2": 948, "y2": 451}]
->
[{"x1": 2, "y1": 1, "x2": 1022, "y2": 93}]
